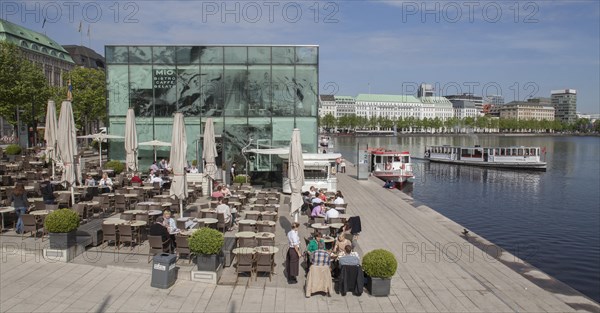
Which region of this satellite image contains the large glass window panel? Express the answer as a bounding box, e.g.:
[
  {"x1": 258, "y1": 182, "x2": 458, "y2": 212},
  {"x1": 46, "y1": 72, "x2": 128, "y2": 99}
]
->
[
  {"x1": 153, "y1": 117, "x2": 174, "y2": 161},
  {"x1": 200, "y1": 46, "x2": 223, "y2": 64},
  {"x1": 153, "y1": 66, "x2": 177, "y2": 117},
  {"x1": 248, "y1": 47, "x2": 270, "y2": 64},
  {"x1": 107, "y1": 65, "x2": 129, "y2": 116},
  {"x1": 296, "y1": 46, "x2": 318, "y2": 64},
  {"x1": 223, "y1": 117, "x2": 248, "y2": 173},
  {"x1": 296, "y1": 117, "x2": 317, "y2": 153},
  {"x1": 272, "y1": 117, "x2": 295, "y2": 148},
  {"x1": 177, "y1": 65, "x2": 201, "y2": 116},
  {"x1": 129, "y1": 65, "x2": 153, "y2": 117},
  {"x1": 153, "y1": 46, "x2": 176, "y2": 64},
  {"x1": 129, "y1": 46, "x2": 152, "y2": 63},
  {"x1": 184, "y1": 118, "x2": 202, "y2": 164},
  {"x1": 177, "y1": 46, "x2": 200, "y2": 64},
  {"x1": 200, "y1": 65, "x2": 224, "y2": 117},
  {"x1": 248, "y1": 117, "x2": 273, "y2": 171},
  {"x1": 295, "y1": 65, "x2": 318, "y2": 117},
  {"x1": 107, "y1": 120, "x2": 125, "y2": 161},
  {"x1": 271, "y1": 66, "x2": 295, "y2": 116},
  {"x1": 272, "y1": 47, "x2": 294, "y2": 64},
  {"x1": 135, "y1": 118, "x2": 155, "y2": 168},
  {"x1": 224, "y1": 65, "x2": 248, "y2": 116},
  {"x1": 248, "y1": 66, "x2": 271, "y2": 117},
  {"x1": 224, "y1": 47, "x2": 247, "y2": 64},
  {"x1": 106, "y1": 46, "x2": 128, "y2": 64}
]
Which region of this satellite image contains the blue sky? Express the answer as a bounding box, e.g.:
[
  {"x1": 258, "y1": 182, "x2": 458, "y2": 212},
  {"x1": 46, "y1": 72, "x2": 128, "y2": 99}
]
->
[{"x1": 3, "y1": 0, "x2": 599, "y2": 113}]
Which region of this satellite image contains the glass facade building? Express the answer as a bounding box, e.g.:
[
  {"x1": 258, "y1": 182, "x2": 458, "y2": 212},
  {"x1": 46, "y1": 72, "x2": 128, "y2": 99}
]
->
[{"x1": 105, "y1": 45, "x2": 319, "y2": 183}]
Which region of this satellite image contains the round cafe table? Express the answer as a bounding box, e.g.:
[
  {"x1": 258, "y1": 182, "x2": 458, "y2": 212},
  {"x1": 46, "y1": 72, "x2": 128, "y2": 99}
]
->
[
  {"x1": 255, "y1": 232, "x2": 275, "y2": 239},
  {"x1": 30, "y1": 210, "x2": 50, "y2": 216},
  {"x1": 256, "y1": 220, "x2": 276, "y2": 226},
  {"x1": 329, "y1": 223, "x2": 344, "y2": 230},
  {"x1": 130, "y1": 220, "x2": 147, "y2": 227},
  {"x1": 196, "y1": 218, "x2": 217, "y2": 225},
  {"x1": 311, "y1": 223, "x2": 330, "y2": 231},
  {"x1": 180, "y1": 228, "x2": 198, "y2": 236},
  {"x1": 124, "y1": 209, "x2": 147, "y2": 215},
  {"x1": 260, "y1": 211, "x2": 277, "y2": 217},
  {"x1": 255, "y1": 246, "x2": 279, "y2": 254},
  {"x1": 239, "y1": 219, "x2": 256, "y2": 226},
  {"x1": 148, "y1": 210, "x2": 162, "y2": 216},
  {"x1": 235, "y1": 231, "x2": 256, "y2": 238},
  {"x1": 103, "y1": 219, "x2": 127, "y2": 225},
  {"x1": 232, "y1": 247, "x2": 255, "y2": 254}
]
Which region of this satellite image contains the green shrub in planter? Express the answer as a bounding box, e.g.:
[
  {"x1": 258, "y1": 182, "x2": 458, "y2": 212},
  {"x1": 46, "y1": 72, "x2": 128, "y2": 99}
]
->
[
  {"x1": 233, "y1": 175, "x2": 250, "y2": 184},
  {"x1": 192, "y1": 159, "x2": 198, "y2": 167},
  {"x1": 44, "y1": 209, "x2": 80, "y2": 233},
  {"x1": 104, "y1": 160, "x2": 125, "y2": 175},
  {"x1": 5, "y1": 144, "x2": 22, "y2": 155},
  {"x1": 362, "y1": 249, "x2": 397, "y2": 279},
  {"x1": 188, "y1": 227, "x2": 224, "y2": 255}
]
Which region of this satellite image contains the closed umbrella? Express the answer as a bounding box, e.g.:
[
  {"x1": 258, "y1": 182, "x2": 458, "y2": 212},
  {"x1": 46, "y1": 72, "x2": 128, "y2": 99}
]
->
[
  {"x1": 288, "y1": 128, "x2": 304, "y2": 223},
  {"x1": 169, "y1": 113, "x2": 188, "y2": 217},
  {"x1": 44, "y1": 100, "x2": 58, "y2": 179},
  {"x1": 124, "y1": 108, "x2": 138, "y2": 172},
  {"x1": 202, "y1": 118, "x2": 218, "y2": 193},
  {"x1": 138, "y1": 140, "x2": 171, "y2": 162},
  {"x1": 77, "y1": 133, "x2": 124, "y2": 167},
  {"x1": 57, "y1": 101, "x2": 78, "y2": 205}
]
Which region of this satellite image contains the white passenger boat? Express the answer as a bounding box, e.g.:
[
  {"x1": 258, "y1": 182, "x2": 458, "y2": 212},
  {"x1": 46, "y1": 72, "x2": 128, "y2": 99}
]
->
[
  {"x1": 424, "y1": 145, "x2": 547, "y2": 171},
  {"x1": 368, "y1": 148, "x2": 415, "y2": 184}
]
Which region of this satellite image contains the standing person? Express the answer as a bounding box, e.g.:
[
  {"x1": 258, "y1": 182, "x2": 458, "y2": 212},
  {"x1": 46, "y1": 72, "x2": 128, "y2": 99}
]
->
[
  {"x1": 9, "y1": 183, "x2": 29, "y2": 234},
  {"x1": 286, "y1": 222, "x2": 302, "y2": 284},
  {"x1": 340, "y1": 158, "x2": 346, "y2": 173},
  {"x1": 230, "y1": 162, "x2": 237, "y2": 184}
]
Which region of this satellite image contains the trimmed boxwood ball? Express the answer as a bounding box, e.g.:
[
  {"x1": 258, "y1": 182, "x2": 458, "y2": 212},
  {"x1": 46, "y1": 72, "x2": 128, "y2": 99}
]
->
[
  {"x1": 45, "y1": 209, "x2": 80, "y2": 233},
  {"x1": 233, "y1": 175, "x2": 250, "y2": 184},
  {"x1": 362, "y1": 249, "x2": 398, "y2": 279},
  {"x1": 5, "y1": 144, "x2": 22, "y2": 155},
  {"x1": 188, "y1": 227, "x2": 224, "y2": 255},
  {"x1": 104, "y1": 160, "x2": 125, "y2": 175}
]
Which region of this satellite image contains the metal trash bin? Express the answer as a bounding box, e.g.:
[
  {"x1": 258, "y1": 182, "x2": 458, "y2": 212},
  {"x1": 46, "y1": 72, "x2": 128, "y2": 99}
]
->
[{"x1": 151, "y1": 253, "x2": 177, "y2": 289}]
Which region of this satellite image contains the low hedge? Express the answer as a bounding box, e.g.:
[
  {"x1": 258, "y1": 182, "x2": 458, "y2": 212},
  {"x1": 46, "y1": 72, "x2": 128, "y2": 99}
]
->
[
  {"x1": 233, "y1": 175, "x2": 250, "y2": 184},
  {"x1": 362, "y1": 249, "x2": 398, "y2": 279},
  {"x1": 44, "y1": 209, "x2": 80, "y2": 233},
  {"x1": 4, "y1": 144, "x2": 22, "y2": 155},
  {"x1": 188, "y1": 227, "x2": 224, "y2": 255},
  {"x1": 104, "y1": 160, "x2": 125, "y2": 174}
]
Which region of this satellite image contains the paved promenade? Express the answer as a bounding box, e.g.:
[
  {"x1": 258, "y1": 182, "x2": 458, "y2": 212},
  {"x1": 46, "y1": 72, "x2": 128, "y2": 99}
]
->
[{"x1": 1, "y1": 163, "x2": 599, "y2": 312}]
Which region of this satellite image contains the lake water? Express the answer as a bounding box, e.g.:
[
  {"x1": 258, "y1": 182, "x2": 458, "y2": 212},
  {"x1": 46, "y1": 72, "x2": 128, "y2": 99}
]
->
[{"x1": 334, "y1": 135, "x2": 600, "y2": 303}]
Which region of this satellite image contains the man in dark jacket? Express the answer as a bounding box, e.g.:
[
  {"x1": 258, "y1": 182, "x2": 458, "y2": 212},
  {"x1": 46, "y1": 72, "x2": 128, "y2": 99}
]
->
[
  {"x1": 149, "y1": 217, "x2": 171, "y2": 252},
  {"x1": 39, "y1": 175, "x2": 55, "y2": 204}
]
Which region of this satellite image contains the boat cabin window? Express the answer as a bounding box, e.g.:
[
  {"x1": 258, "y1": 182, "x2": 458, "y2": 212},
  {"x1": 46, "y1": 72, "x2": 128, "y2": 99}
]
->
[
  {"x1": 473, "y1": 149, "x2": 482, "y2": 158},
  {"x1": 461, "y1": 149, "x2": 470, "y2": 157},
  {"x1": 394, "y1": 156, "x2": 401, "y2": 162},
  {"x1": 517, "y1": 149, "x2": 523, "y2": 156},
  {"x1": 402, "y1": 155, "x2": 409, "y2": 163}
]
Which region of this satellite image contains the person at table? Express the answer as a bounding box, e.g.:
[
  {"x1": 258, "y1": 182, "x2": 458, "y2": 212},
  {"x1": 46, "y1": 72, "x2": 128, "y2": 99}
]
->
[
  {"x1": 158, "y1": 159, "x2": 167, "y2": 171},
  {"x1": 162, "y1": 210, "x2": 178, "y2": 232},
  {"x1": 310, "y1": 202, "x2": 325, "y2": 219},
  {"x1": 301, "y1": 191, "x2": 311, "y2": 215},
  {"x1": 211, "y1": 185, "x2": 224, "y2": 199},
  {"x1": 310, "y1": 241, "x2": 331, "y2": 271},
  {"x1": 189, "y1": 164, "x2": 199, "y2": 173},
  {"x1": 325, "y1": 206, "x2": 340, "y2": 222},
  {"x1": 150, "y1": 161, "x2": 159, "y2": 173},
  {"x1": 9, "y1": 183, "x2": 29, "y2": 234},
  {"x1": 215, "y1": 197, "x2": 232, "y2": 227},
  {"x1": 338, "y1": 245, "x2": 360, "y2": 266},
  {"x1": 318, "y1": 191, "x2": 327, "y2": 202},
  {"x1": 98, "y1": 173, "x2": 113, "y2": 193},
  {"x1": 311, "y1": 194, "x2": 323, "y2": 206},
  {"x1": 149, "y1": 173, "x2": 164, "y2": 188},
  {"x1": 39, "y1": 174, "x2": 56, "y2": 204},
  {"x1": 221, "y1": 185, "x2": 232, "y2": 197},
  {"x1": 85, "y1": 174, "x2": 96, "y2": 187},
  {"x1": 130, "y1": 172, "x2": 143, "y2": 185},
  {"x1": 306, "y1": 232, "x2": 323, "y2": 269},
  {"x1": 149, "y1": 217, "x2": 172, "y2": 253},
  {"x1": 286, "y1": 222, "x2": 302, "y2": 284},
  {"x1": 308, "y1": 186, "x2": 317, "y2": 198},
  {"x1": 333, "y1": 191, "x2": 345, "y2": 205},
  {"x1": 333, "y1": 234, "x2": 352, "y2": 256}
]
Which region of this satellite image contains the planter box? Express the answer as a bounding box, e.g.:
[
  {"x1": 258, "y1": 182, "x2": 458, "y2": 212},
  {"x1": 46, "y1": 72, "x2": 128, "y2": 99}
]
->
[
  {"x1": 366, "y1": 277, "x2": 391, "y2": 297},
  {"x1": 48, "y1": 231, "x2": 77, "y2": 249},
  {"x1": 196, "y1": 253, "x2": 222, "y2": 272}
]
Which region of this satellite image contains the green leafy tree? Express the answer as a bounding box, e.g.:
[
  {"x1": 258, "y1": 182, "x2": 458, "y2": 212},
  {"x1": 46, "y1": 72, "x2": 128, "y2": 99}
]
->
[
  {"x1": 53, "y1": 67, "x2": 106, "y2": 135},
  {"x1": 0, "y1": 42, "x2": 50, "y2": 137},
  {"x1": 321, "y1": 113, "x2": 336, "y2": 130}
]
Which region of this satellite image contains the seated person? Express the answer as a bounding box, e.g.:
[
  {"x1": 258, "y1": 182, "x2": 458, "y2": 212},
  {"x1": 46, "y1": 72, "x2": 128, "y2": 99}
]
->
[
  {"x1": 338, "y1": 245, "x2": 360, "y2": 266},
  {"x1": 301, "y1": 191, "x2": 312, "y2": 214},
  {"x1": 383, "y1": 180, "x2": 395, "y2": 189},
  {"x1": 333, "y1": 234, "x2": 351, "y2": 256},
  {"x1": 310, "y1": 241, "x2": 331, "y2": 268},
  {"x1": 149, "y1": 173, "x2": 164, "y2": 187},
  {"x1": 98, "y1": 173, "x2": 113, "y2": 193},
  {"x1": 85, "y1": 175, "x2": 96, "y2": 187},
  {"x1": 39, "y1": 175, "x2": 56, "y2": 204},
  {"x1": 307, "y1": 232, "x2": 323, "y2": 254},
  {"x1": 215, "y1": 197, "x2": 232, "y2": 226},
  {"x1": 333, "y1": 191, "x2": 345, "y2": 205},
  {"x1": 308, "y1": 186, "x2": 317, "y2": 198},
  {"x1": 221, "y1": 185, "x2": 232, "y2": 197},
  {"x1": 150, "y1": 161, "x2": 159, "y2": 173},
  {"x1": 130, "y1": 172, "x2": 143, "y2": 185},
  {"x1": 162, "y1": 210, "x2": 178, "y2": 232},
  {"x1": 311, "y1": 195, "x2": 323, "y2": 206},
  {"x1": 189, "y1": 165, "x2": 199, "y2": 173},
  {"x1": 310, "y1": 202, "x2": 325, "y2": 218},
  {"x1": 149, "y1": 217, "x2": 172, "y2": 252},
  {"x1": 325, "y1": 207, "x2": 340, "y2": 222},
  {"x1": 211, "y1": 185, "x2": 224, "y2": 199},
  {"x1": 318, "y1": 191, "x2": 327, "y2": 202}
]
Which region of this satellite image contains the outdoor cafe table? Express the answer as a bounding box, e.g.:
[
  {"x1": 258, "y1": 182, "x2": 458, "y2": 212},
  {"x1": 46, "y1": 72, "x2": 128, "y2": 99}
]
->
[
  {"x1": 79, "y1": 201, "x2": 99, "y2": 208},
  {"x1": 30, "y1": 210, "x2": 50, "y2": 216},
  {"x1": 235, "y1": 231, "x2": 256, "y2": 239},
  {"x1": 154, "y1": 194, "x2": 171, "y2": 199},
  {"x1": 256, "y1": 220, "x2": 276, "y2": 226},
  {"x1": 238, "y1": 219, "x2": 256, "y2": 226},
  {"x1": 195, "y1": 218, "x2": 217, "y2": 226},
  {"x1": 55, "y1": 190, "x2": 81, "y2": 196},
  {"x1": 148, "y1": 210, "x2": 162, "y2": 216},
  {"x1": 244, "y1": 210, "x2": 261, "y2": 216},
  {"x1": 103, "y1": 219, "x2": 127, "y2": 225},
  {"x1": 329, "y1": 223, "x2": 344, "y2": 230},
  {"x1": 29, "y1": 197, "x2": 43, "y2": 202},
  {"x1": 232, "y1": 247, "x2": 255, "y2": 255},
  {"x1": 261, "y1": 212, "x2": 278, "y2": 218},
  {"x1": 124, "y1": 209, "x2": 147, "y2": 215},
  {"x1": 179, "y1": 228, "x2": 198, "y2": 236},
  {"x1": 0, "y1": 206, "x2": 14, "y2": 231},
  {"x1": 255, "y1": 246, "x2": 279, "y2": 254},
  {"x1": 311, "y1": 223, "x2": 330, "y2": 232},
  {"x1": 255, "y1": 232, "x2": 275, "y2": 239}
]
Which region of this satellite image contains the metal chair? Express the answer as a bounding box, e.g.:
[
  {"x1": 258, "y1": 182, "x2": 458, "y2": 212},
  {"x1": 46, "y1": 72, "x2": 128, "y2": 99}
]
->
[
  {"x1": 256, "y1": 236, "x2": 275, "y2": 247},
  {"x1": 245, "y1": 212, "x2": 260, "y2": 221},
  {"x1": 239, "y1": 223, "x2": 255, "y2": 232},
  {"x1": 257, "y1": 223, "x2": 275, "y2": 234},
  {"x1": 255, "y1": 252, "x2": 275, "y2": 281},
  {"x1": 101, "y1": 224, "x2": 118, "y2": 249},
  {"x1": 175, "y1": 235, "x2": 193, "y2": 264},
  {"x1": 236, "y1": 252, "x2": 254, "y2": 282},
  {"x1": 117, "y1": 224, "x2": 139, "y2": 249},
  {"x1": 21, "y1": 214, "x2": 43, "y2": 240},
  {"x1": 148, "y1": 235, "x2": 170, "y2": 263}
]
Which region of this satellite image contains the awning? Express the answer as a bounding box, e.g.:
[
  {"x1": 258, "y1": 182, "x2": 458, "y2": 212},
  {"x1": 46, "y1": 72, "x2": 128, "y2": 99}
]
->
[{"x1": 246, "y1": 148, "x2": 289, "y2": 155}]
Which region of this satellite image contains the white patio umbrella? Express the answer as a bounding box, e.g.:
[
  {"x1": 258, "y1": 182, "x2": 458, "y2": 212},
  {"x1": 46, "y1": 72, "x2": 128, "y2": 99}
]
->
[
  {"x1": 202, "y1": 118, "x2": 218, "y2": 194},
  {"x1": 169, "y1": 113, "x2": 188, "y2": 217},
  {"x1": 288, "y1": 128, "x2": 305, "y2": 223},
  {"x1": 57, "y1": 101, "x2": 78, "y2": 205},
  {"x1": 44, "y1": 100, "x2": 58, "y2": 179},
  {"x1": 124, "y1": 108, "x2": 138, "y2": 172},
  {"x1": 138, "y1": 140, "x2": 172, "y2": 162},
  {"x1": 77, "y1": 133, "x2": 124, "y2": 167}
]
